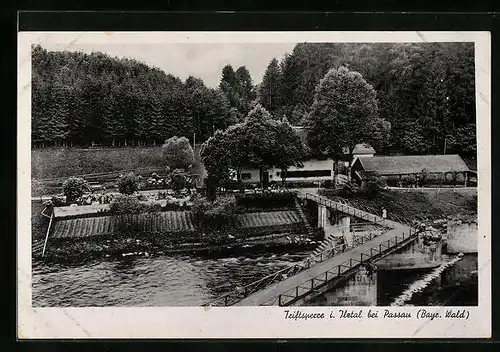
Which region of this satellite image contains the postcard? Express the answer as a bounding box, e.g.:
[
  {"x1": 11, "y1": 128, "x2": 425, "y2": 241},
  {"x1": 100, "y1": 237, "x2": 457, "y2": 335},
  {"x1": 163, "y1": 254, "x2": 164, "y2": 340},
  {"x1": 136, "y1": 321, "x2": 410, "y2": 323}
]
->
[{"x1": 18, "y1": 30, "x2": 491, "y2": 339}]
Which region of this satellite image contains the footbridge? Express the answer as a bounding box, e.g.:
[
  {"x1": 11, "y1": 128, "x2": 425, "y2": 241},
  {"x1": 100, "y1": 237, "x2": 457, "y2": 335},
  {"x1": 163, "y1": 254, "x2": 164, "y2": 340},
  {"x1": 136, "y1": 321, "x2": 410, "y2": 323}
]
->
[{"x1": 203, "y1": 193, "x2": 422, "y2": 307}]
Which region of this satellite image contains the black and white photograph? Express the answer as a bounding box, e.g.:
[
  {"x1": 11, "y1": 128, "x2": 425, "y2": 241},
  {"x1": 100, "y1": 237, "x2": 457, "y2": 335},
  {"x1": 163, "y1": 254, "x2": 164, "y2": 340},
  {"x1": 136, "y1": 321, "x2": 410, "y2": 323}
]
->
[{"x1": 18, "y1": 31, "x2": 491, "y2": 339}]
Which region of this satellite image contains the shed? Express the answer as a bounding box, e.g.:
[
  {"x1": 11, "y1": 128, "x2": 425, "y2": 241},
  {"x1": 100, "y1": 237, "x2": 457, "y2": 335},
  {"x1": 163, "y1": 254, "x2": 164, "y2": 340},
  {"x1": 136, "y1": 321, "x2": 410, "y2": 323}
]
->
[{"x1": 351, "y1": 154, "x2": 472, "y2": 186}]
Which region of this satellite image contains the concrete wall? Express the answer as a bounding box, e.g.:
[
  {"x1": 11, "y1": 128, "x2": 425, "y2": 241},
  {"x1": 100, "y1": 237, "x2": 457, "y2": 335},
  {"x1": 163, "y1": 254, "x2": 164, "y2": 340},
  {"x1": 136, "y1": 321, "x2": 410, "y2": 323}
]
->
[
  {"x1": 317, "y1": 205, "x2": 350, "y2": 238},
  {"x1": 304, "y1": 266, "x2": 378, "y2": 306},
  {"x1": 376, "y1": 232, "x2": 444, "y2": 271},
  {"x1": 445, "y1": 220, "x2": 478, "y2": 253}
]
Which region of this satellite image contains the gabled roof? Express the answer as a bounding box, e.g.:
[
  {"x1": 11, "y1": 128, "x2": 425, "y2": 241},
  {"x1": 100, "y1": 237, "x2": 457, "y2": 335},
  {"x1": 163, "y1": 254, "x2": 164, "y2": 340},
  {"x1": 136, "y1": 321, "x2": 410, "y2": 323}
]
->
[
  {"x1": 356, "y1": 154, "x2": 470, "y2": 175},
  {"x1": 353, "y1": 143, "x2": 376, "y2": 155}
]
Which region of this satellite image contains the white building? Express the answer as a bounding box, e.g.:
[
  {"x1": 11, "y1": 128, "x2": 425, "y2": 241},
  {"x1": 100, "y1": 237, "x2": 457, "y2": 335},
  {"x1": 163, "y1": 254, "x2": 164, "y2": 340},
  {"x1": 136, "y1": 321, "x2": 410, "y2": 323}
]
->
[{"x1": 239, "y1": 126, "x2": 375, "y2": 185}]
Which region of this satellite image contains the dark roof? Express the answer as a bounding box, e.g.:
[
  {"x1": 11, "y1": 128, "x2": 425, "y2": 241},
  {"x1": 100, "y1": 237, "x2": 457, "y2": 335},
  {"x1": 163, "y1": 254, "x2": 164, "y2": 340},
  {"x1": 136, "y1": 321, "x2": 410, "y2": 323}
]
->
[{"x1": 356, "y1": 154, "x2": 470, "y2": 175}]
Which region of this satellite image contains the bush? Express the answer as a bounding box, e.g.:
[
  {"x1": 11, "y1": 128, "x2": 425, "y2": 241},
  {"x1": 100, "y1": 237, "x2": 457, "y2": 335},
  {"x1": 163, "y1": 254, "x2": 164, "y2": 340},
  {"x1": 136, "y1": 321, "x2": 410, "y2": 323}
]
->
[
  {"x1": 360, "y1": 174, "x2": 386, "y2": 199},
  {"x1": 235, "y1": 191, "x2": 297, "y2": 209},
  {"x1": 192, "y1": 195, "x2": 237, "y2": 230},
  {"x1": 163, "y1": 136, "x2": 195, "y2": 170},
  {"x1": 171, "y1": 169, "x2": 188, "y2": 195},
  {"x1": 63, "y1": 177, "x2": 89, "y2": 203},
  {"x1": 51, "y1": 195, "x2": 66, "y2": 206},
  {"x1": 338, "y1": 181, "x2": 358, "y2": 197},
  {"x1": 322, "y1": 179, "x2": 334, "y2": 189},
  {"x1": 110, "y1": 195, "x2": 160, "y2": 214},
  {"x1": 118, "y1": 172, "x2": 139, "y2": 195}
]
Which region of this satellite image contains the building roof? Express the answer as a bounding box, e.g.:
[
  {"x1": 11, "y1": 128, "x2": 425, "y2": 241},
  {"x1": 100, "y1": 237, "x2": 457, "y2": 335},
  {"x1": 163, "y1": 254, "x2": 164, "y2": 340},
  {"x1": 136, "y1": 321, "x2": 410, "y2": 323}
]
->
[
  {"x1": 353, "y1": 143, "x2": 376, "y2": 155},
  {"x1": 356, "y1": 154, "x2": 470, "y2": 175}
]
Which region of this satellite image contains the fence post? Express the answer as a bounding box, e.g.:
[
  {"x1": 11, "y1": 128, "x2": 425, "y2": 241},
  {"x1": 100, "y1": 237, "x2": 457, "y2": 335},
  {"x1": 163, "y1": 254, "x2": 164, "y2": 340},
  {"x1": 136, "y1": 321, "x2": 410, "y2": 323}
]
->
[
  {"x1": 338, "y1": 265, "x2": 341, "y2": 276},
  {"x1": 296, "y1": 286, "x2": 299, "y2": 297},
  {"x1": 325, "y1": 271, "x2": 328, "y2": 281},
  {"x1": 224, "y1": 295, "x2": 228, "y2": 306},
  {"x1": 311, "y1": 279, "x2": 314, "y2": 290},
  {"x1": 278, "y1": 295, "x2": 282, "y2": 306},
  {"x1": 349, "y1": 258, "x2": 353, "y2": 267},
  {"x1": 320, "y1": 253, "x2": 323, "y2": 262}
]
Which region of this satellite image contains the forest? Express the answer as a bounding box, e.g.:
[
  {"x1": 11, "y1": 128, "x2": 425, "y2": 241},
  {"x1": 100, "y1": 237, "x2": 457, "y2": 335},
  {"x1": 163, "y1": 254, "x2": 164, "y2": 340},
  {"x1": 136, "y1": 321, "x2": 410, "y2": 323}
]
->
[{"x1": 31, "y1": 42, "x2": 476, "y2": 157}]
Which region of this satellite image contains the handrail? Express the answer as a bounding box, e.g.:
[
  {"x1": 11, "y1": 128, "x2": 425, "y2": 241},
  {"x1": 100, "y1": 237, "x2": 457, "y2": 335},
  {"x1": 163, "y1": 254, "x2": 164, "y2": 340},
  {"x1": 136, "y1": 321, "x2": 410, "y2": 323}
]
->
[
  {"x1": 263, "y1": 227, "x2": 418, "y2": 306},
  {"x1": 204, "y1": 193, "x2": 418, "y2": 307}
]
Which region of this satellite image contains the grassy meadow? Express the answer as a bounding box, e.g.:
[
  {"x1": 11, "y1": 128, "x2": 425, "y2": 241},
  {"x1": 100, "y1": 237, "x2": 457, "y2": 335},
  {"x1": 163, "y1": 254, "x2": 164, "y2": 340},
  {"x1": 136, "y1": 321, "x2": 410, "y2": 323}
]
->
[{"x1": 31, "y1": 145, "x2": 206, "y2": 196}]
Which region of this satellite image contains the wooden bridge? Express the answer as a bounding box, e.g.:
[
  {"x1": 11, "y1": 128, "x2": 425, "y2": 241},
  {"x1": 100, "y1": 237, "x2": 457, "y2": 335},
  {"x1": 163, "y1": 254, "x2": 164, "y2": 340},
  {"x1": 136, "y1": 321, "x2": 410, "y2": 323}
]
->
[{"x1": 203, "y1": 193, "x2": 419, "y2": 307}]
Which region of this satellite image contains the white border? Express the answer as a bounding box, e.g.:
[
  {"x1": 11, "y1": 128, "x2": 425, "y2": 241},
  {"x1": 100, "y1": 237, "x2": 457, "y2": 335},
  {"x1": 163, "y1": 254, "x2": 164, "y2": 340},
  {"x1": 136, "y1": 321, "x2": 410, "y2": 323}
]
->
[{"x1": 17, "y1": 31, "x2": 491, "y2": 339}]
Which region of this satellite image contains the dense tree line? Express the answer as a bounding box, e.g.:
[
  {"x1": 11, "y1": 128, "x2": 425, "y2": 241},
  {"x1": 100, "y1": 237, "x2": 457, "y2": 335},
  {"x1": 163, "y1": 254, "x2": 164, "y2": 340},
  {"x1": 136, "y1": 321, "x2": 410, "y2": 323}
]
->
[
  {"x1": 258, "y1": 42, "x2": 476, "y2": 157},
  {"x1": 32, "y1": 42, "x2": 476, "y2": 159},
  {"x1": 32, "y1": 45, "x2": 236, "y2": 147}
]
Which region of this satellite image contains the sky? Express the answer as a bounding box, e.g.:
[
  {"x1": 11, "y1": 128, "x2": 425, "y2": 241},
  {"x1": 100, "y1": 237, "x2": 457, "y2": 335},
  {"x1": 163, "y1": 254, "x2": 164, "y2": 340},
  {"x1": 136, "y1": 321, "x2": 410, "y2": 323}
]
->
[{"x1": 38, "y1": 42, "x2": 298, "y2": 87}]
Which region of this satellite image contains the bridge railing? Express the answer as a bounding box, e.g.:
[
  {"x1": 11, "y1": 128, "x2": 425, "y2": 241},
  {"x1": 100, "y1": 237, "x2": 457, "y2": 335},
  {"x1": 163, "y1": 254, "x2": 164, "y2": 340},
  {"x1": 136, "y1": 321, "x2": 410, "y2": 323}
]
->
[
  {"x1": 260, "y1": 227, "x2": 418, "y2": 306},
  {"x1": 304, "y1": 193, "x2": 393, "y2": 229},
  {"x1": 304, "y1": 193, "x2": 418, "y2": 228},
  {"x1": 201, "y1": 230, "x2": 386, "y2": 307}
]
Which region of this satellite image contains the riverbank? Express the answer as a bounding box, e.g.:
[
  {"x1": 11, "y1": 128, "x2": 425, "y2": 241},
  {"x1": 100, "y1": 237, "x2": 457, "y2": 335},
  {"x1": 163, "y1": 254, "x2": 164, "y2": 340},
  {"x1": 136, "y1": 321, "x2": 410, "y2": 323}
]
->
[{"x1": 318, "y1": 188, "x2": 477, "y2": 221}]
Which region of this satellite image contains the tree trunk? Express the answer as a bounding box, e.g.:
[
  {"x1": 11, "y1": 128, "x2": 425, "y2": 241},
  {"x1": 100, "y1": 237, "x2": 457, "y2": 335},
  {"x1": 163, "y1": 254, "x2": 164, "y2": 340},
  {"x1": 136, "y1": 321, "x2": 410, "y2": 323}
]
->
[
  {"x1": 333, "y1": 160, "x2": 338, "y2": 189},
  {"x1": 206, "y1": 176, "x2": 217, "y2": 201}
]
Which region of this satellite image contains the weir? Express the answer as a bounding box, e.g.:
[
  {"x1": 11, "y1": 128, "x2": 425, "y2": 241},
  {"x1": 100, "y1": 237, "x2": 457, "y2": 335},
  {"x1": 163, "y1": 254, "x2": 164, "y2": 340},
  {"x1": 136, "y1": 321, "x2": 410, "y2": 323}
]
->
[
  {"x1": 203, "y1": 193, "x2": 429, "y2": 306},
  {"x1": 206, "y1": 193, "x2": 452, "y2": 307}
]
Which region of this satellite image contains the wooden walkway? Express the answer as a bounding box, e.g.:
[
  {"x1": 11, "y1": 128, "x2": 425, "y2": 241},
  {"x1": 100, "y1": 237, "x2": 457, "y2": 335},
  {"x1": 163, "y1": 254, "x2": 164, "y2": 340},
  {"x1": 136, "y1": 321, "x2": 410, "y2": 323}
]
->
[
  {"x1": 235, "y1": 222, "x2": 413, "y2": 306},
  {"x1": 225, "y1": 193, "x2": 418, "y2": 306}
]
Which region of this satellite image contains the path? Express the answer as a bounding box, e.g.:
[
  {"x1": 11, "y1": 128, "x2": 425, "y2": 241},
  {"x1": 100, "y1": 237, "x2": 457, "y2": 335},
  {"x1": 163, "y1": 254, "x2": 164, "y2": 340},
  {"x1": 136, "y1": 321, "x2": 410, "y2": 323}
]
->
[{"x1": 234, "y1": 221, "x2": 412, "y2": 306}]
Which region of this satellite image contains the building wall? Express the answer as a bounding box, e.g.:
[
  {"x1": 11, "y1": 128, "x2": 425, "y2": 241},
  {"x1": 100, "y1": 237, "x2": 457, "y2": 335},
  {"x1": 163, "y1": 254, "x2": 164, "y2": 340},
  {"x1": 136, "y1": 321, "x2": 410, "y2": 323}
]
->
[
  {"x1": 239, "y1": 168, "x2": 261, "y2": 183},
  {"x1": 445, "y1": 220, "x2": 478, "y2": 254},
  {"x1": 240, "y1": 158, "x2": 334, "y2": 184}
]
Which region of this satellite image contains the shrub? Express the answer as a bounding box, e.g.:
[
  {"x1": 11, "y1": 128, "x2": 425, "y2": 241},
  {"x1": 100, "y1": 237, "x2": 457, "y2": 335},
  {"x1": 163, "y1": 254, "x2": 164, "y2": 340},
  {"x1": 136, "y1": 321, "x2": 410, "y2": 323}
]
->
[
  {"x1": 110, "y1": 195, "x2": 160, "y2": 214},
  {"x1": 51, "y1": 195, "x2": 66, "y2": 207},
  {"x1": 339, "y1": 181, "x2": 359, "y2": 198},
  {"x1": 385, "y1": 175, "x2": 400, "y2": 187},
  {"x1": 235, "y1": 191, "x2": 297, "y2": 209},
  {"x1": 322, "y1": 179, "x2": 334, "y2": 189},
  {"x1": 171, "y1": 169, "x2": 188, "y2": 195},
  {"x1": 63, "y1": 177, "x2": 89, "y2": 203},
  {"x1": 118, "y1": 172, "x2": 139, "y2": 195},
  {"x1": 360, "y1": 174, "x2": 386, "y2": 199},
  {"x1": 192, "y1": 195, "x2": 237, "y2": 230},
  {"x1": 163, "y1": 136, "x2": 195, "y2": 170}
]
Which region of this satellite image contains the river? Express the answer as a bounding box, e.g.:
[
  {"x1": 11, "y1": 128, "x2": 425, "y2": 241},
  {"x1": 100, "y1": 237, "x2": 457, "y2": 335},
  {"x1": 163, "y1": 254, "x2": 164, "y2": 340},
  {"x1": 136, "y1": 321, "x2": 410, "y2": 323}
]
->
[{"x1": 32, "y1": 249, "x2": 477, "y2": 307}]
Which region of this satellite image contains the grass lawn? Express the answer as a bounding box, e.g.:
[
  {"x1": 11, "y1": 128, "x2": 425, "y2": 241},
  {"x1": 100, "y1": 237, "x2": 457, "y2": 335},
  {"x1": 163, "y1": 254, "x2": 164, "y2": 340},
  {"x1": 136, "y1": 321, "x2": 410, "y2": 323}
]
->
[{"x1": 31, "y1": 145, "x2": 206, "y2": 194}]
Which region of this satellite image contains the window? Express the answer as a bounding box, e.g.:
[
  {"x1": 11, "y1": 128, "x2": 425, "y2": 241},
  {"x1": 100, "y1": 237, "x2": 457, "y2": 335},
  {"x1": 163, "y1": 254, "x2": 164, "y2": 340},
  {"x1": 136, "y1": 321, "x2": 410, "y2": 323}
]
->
[
  {"x1": 241, "y1": 173, "x2": 252, "y2": 180},
  {"x1": 276, "y1": 172, "x2": 281, "y2": 177},
  {"x1": 284, "y1": 170, "x2": 332, "y2": 178}
]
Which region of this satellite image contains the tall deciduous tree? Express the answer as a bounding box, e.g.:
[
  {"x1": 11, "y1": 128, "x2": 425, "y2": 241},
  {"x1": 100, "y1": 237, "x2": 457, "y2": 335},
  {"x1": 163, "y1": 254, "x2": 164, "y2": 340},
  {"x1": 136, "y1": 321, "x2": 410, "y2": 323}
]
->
[
  {"x1": 306, "y1": 66, "x2": 381, "y2": 183},
  {"x1": 163, "y1": 136, "x2": 195, "y2": 170}
]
